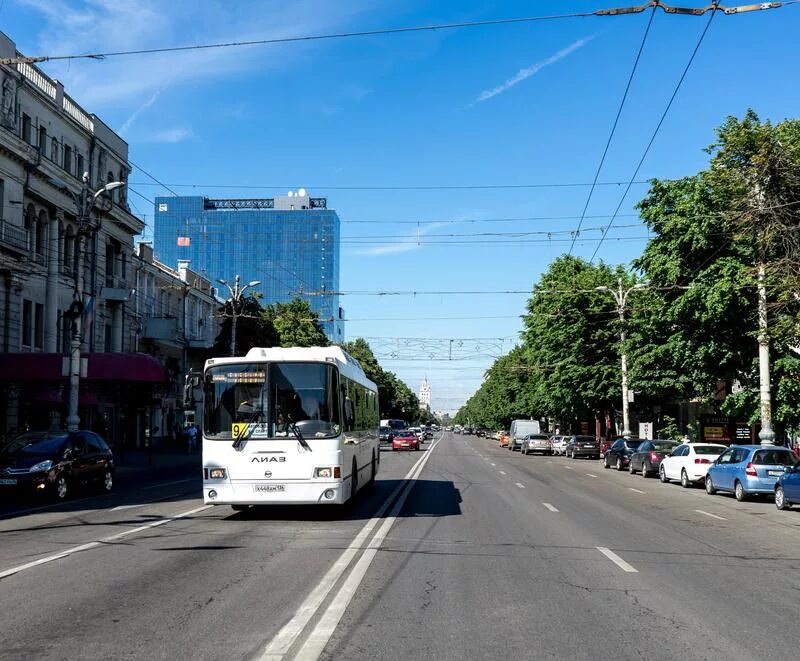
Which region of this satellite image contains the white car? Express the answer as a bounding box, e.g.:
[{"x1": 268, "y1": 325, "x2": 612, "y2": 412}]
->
[
  {"x1": 659, "y1": 442, "x2": 727, "y2": 487},
  {"x1": 550, "y1": 435, "x2": 567, "y2": 455}
]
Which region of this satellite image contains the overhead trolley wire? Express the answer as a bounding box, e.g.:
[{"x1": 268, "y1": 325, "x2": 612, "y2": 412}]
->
[
  {"x1": 568, "y1": 4, "x2": 658, "y2": 255},
  {"x1": 590, "y1": 1, "x2": 721, "y2": 262}
]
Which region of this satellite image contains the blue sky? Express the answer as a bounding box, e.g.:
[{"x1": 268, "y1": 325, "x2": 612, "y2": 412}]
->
[{"x1": 6, "y1": 0, "x2": 799, "y2": 414}]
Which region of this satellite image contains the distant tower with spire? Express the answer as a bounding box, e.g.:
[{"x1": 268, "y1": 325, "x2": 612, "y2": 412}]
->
[{"x1": 419, "y1": 377, "x2": 431, "y2": 410}]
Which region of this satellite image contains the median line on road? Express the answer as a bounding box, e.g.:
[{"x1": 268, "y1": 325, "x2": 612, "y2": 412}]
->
[
  {"x1": 0, "y1": 504, "x2": 212, "y2": 581},
  {"x1": 499, "y1": 470, "x2": 507, "y2": 476},
  {"x1": 586, "y1": 473, "x2": 598, "y2": 478},
  {"x1": 542, "y1": 502, "x2": 559, "y2": 512},
  {"x1": 695, "y1": 509, "x2": 727, "y2": 521},
  {"x1": 563, "y1": 465, "x2": 574, "y2": 470},
  {"x1": 259, "y1": 438, "x2": 441, "y2": 660},
  {"x1": 597, "y1": 547, "x2": 638, "y2": 573},
  {"x1": 515, "y1": 482, "x2": 525, "y2": 489},
  {"x1": 628, "y1": 488, "x2": 645, "y2": 494}
]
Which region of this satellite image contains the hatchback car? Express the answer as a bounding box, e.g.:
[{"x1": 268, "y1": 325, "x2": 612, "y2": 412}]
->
[
  {"x1": 659, "y1": 442, "x2": 727, "y2": 487},
  {"x1": 521, "y1": 434, "x2": 552, "y2": 456},
  {"x1": 628, "y1": 440, "x2": 678, "y2": 478},
  {"x1": 705, "y1": 445, "x2": 795, "y2": 501},
  {"x1": 391, "y1": 430, "x2": 420, "y2": 451},
  {"x1": 774, "y1": 461, "x2": 800, "y2": 510},
  {"x1": 550, "y1": 435, "x2": 568, "y2": 455},
  {"x1": 379, "y1": 426, "x2": 394, "y2": 444},
  {"x1": 0, "y1": 430, "x2": 114, "y2": 501},
  {"x1": 603, "y1": 438, "x2": 644, "y2": 470},
  {"x1": 566, "y1": 435, "x2": 600, "y2": 459}
]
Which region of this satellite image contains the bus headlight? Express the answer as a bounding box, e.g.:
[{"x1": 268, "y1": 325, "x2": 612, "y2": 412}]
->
[
  {"x1": 209, "y1": 467, "x2": 226, "y2": 479},
  {"x1": 315, "y1": 467, "x2": 333, "y2": 478}
]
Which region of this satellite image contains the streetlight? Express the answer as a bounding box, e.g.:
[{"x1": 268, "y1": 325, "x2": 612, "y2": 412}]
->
[
  {"x1": 596, "y1": 279, "x2": 647, "y2": 439},
  {"x1": 65, "y1": 172, "x2": 126, "y2": 431},
  {"x1": 217, "y1": 274, "x2": 261, "y2": 356}
]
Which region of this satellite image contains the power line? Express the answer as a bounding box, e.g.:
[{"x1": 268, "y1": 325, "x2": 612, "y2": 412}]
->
[
  {"x1": 129, "y1": 160, "x2": 180, "y2": 197},
  {"x1": 590, "y1": 2, "x2": 720, "y2": 262},
  {"x1": 3, "y1": 1, "x2": 789, "y2": 66},
  {"x1": 569, "y1": 4, "x2": 657, "y2": 255}
]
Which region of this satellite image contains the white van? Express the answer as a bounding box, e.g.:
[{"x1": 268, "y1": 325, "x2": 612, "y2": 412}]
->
[{"x1": 508, "y1": 419, "x2": 542, "y2": 451}]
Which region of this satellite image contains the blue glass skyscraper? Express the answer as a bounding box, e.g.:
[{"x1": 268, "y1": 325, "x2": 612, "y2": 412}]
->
[{"x1": 153, "y1": 193, "x2": 343, "y2": 341}]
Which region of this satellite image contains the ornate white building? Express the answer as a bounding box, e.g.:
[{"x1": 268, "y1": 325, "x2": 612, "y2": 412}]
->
[{"x1": 419, "y1": 378, "x2": 431, "y2": 410}]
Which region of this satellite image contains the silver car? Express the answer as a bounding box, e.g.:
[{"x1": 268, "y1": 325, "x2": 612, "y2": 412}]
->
[
  {"x1": 550, "y1": 435, "x2": 567, "y2": 455},
  {"x1": 521, "y1": 434, "x2": 552, "y2": 456}
]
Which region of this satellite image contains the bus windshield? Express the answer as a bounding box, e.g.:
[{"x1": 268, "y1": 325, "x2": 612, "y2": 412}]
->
[{"x1": 204, "y1": 362, "x2": 341, "y2": 440}]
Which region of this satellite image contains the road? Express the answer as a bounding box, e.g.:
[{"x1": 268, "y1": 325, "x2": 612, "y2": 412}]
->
[{"x1": 1, "y1": 432, "x2": 798, "y2": 660}]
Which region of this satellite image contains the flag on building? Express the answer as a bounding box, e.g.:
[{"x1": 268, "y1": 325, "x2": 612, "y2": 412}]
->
[
  {"x1": 177, "y1": 236, "x2": 191, "y2": 246},
  {"x1": 82, "y1": 295, "x2": 95, "y2": 337}
]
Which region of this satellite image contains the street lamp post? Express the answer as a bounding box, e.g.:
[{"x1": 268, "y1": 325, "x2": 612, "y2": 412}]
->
[
  {"x1": 596, "y1": 279, "x2": 647, "y2": 439},
  {"x1": 218, "y1": 274, "x2": 261, "y2": 356},
  {"x1": 65, "y1": 172, "x2": 126, "y2": 431}
]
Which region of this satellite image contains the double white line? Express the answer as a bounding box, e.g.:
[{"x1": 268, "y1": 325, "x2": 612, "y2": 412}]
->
[{"x1": 260, "y1": 438, "x2": 441, "y2": 660}]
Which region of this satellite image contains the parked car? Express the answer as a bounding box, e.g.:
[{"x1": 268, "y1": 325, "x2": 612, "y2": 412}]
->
[
  {"x1": 659, "y1": 442, "x2": 727, "y2": 487},
  {"x1": 565, "y1": 435, "x2": 600, "y2": 460},
  {"x1": 550, "y1": 435, "x2": 568, "y2": 455},
  {"x1": 774, "y1": 461, "x2": 800, "y2": 510},
  {"x1": 521, "y1": 434, "x2": 552, "y2": 456},
  {"x1": 628, "y1": 440, "x2": 679, "y2": 478},
  {"x1": 0, "y1": 430, "x2": 114, "y2": 501},
  {"x1": 600, "y1": 437, "x2": 617, "y2": 459},
  {"x1": 705, "y1": 445, "x2": 795, "y2": 501},
  {"x1": 603, "y1": 438, "x2": 644, "y2": 470},
  {"x1": 391, "y1": 430, "x2": 420, "y2": 451},
  {"x1": 379, "y1": 425, "x2": 395, "y2": 444},
  {"x1": 499, "y1": 433, "x2": 510, "y2": 448}
]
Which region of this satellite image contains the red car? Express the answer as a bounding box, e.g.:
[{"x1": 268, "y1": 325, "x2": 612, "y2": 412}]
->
[{"x1": 392, "y1": 430, "x2": 419, "y2": 451}]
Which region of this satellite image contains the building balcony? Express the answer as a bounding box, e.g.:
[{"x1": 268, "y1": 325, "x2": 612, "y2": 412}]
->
[
  {"x1": 0, "y1": 221, "x2": 29, "y2": 256},
  {"x1": 141, "y1": 317, "x2": 180, "y2": 343},
  {"x1": 101, "y1": 275, "x2": 131, "y2": 302}
]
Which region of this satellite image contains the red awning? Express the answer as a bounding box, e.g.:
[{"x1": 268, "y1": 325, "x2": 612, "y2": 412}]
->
[
  {"x1": 0, "y1": 353, "x2": 168, "y2": 383},
  {"x1": 87, "y1": 353, "x2": 169, "y2": 383}
]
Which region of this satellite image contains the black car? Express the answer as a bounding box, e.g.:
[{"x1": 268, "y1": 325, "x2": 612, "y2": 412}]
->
[
  {"x1": 0, "y1": 430, "x2": 114, "y2": 501},
  {"x1": 566, "y1": 435, "x2": 600, "y2": 459},
  {"x1": 628, "y1": 439, "x2": 679, "y2": 477},
  {"x1": 379, "y1": 426, "x2": 394, "y2": 444},
  {"x1": 603, "y1": 438, "x2": 644, "y2": 470}
]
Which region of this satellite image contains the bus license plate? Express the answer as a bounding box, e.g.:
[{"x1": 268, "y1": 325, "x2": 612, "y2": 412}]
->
[
  {"x1": 0, "y1": 479, "x2": 17, "y2": 486},
  {"x1": 254, "y1": 484, "x2": 285, "y2": 493}
]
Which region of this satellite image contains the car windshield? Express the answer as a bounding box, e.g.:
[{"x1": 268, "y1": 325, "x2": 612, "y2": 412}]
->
[
  {"x1": 625, "y1": 440, "x2": 644, "y2": 449},
  {"x1": 694, "y1": 445, "x2": 725, "y2": 455},
  {"x1": 528, "y1": 435, "x2": 549, "y2": 440},
  {"x1": 0, "y1": 434, "x2": 67, "y2": 457},
  {"x1": 652, "y1": 442, "x2": 677, "y2": 451},
  {"x1": 752, "y1": 449, "x2": 794, "y2": 466},
  {"x1": 396, "y1": 431, "x2": 415, "y2": 438}
]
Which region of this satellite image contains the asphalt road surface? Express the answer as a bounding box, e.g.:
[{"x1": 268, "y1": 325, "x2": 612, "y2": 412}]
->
[{"x1": 1, "y1": 432, "x2": 798, "y2": 660}]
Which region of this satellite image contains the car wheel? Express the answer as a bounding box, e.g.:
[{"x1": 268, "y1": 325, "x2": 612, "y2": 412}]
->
[
  {"x1": 616, "y1": 456, "x2": 624, "y2": 471},
  {"x1": 231, "y1": 504, "x2": 249, "y2": 512},
  {"x1": 351, "y1": 459, "x2": 359, "y2": 499},
  {"x1": 368, "y1": 452, "x2": 377, "y2": 488},
  {"x1": 680, "y1": 469, "x2": 691, "y2": 489},
  {"x1": 659, "y1": 465, "x2": 668, "y2": 483},
  {"x1": 629, "y1": 460, "x2": 636, "y2": 474},
  {"x1": 641, "y1": 462, "x2": 649, "y2": 479},
  {"x1": 53, "y1": 473, "x2": 69, "y2": 501},
  {"x1": 705, "y1": 475, "x2": 716, "y2": 495},
  {"x1": 775, "y1": 486, "x2": 790, "y2": 511},
  {"x1": 102, "y1": 469, "x2": 114, "y2": 493},
  {"x1": 734, "y1": 480, "x2": 747, "y2": 502},
  {"x1": 604, "y1": 456, "x2": 610, "y2": 469}
]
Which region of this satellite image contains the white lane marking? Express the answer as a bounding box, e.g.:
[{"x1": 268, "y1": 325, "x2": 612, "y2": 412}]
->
[
  {"x1": 586, "y1": 473, "x2": 598, "y2": 478},
  {"x1": 110, "y1": 504, "x2": 146, "y2": 511},
  {"x1": 259, "y1": 440, "x2": 439, "y2": 659},
  {"x1": 563, "y1": 465, "x2": 574, "y2": 470},
  {"x1": 280, "y1": 438, "x2": 441, "y2": 660},
  {"x1": 542, "y1": 503, "x2": 559, "y2": 512},
  {"x1": 499, "y1": 471, "x2": 507, "y2": 476},
  {"x1": 515, "y1": 482, "x2": 525, "y2": 489},
  {"x1": 546, "y1": 461, "x2": 553, "y2": 464},
  {"x1": 628, "y1": 488, "x2": 645, "y2": 494},
  {"x1": 490, "y1": 463, "x2": 496, "y2": 467},
  {"x1": 695, "y1": 509, "x2": 727, "y2": 521},
  {"x1": 0, "y1": 505, "x2": 212, "y2": 581},
  {"x1": 597, "y1": 547, "x2": 638, "y2": 573}
]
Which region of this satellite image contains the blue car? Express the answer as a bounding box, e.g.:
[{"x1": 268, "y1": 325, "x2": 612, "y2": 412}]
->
[
  {"x1": 705, "y1": 445, "x2": 795, "y2": 502},
  {"x1": 775, "y1": 458, "x2": 800, "y2": 510}
]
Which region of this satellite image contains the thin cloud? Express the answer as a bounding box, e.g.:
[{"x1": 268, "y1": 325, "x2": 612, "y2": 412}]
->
[
  {"x1": 356, "y1": 221, "x2": 451, "y2": 257},
  {"x1": 145, "y1": 126, "x2": 194, "y2": 143},
  {"x1": 473, "y1": 35, "x2": 595, "y2": 105},
  {"x1": 120, "y1": 90, "x2": 161, "y2": 134}
]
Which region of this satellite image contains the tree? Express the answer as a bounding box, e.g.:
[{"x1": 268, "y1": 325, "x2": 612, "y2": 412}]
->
[
  {"x1": 265, "y1": 298, "x2": 329, "y2": 348},
  {"x1": 211, "y1": 293, "x2": 278, "y2": 356}
]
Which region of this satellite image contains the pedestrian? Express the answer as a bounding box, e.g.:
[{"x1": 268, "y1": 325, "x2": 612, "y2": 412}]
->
[
  {"x1": 186, "y1": 422, "x2": 198, "y2": 453},
  {"x1": 680, "y1": 434, "x2": 690, "y2": 444}
]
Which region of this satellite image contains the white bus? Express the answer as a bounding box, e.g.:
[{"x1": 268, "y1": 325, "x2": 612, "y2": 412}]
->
[{"x1": 202, "y1": 346, "x2": 380, "y2": 509}]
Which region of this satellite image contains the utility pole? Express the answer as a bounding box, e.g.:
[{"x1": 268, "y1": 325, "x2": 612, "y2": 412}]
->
[
  {"x1": 596, "y1": 279, "x2": 647, "y2": 439},
  {"x1": 65, "y1": 173, "x2": 125, "y2": 431},
  {"x1": 754, "y1": 182, "x2": 776, "y2": 445},
  {"x1": 218, "y1": 275, "x2": 261, "y2": 356}
]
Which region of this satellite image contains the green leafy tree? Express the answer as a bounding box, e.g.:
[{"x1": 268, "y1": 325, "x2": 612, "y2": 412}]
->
[
  {"x1": 212, "y1": 293, "x2": 278, "y2": 356},
  {"x1": 265, "y1": 298, "x2": 329, "y2": 348}
]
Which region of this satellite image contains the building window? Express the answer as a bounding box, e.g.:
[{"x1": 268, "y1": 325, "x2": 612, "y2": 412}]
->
[
  {"x1": 35, "y1": 210, "x2": 46, "y2": 257},
  {"x1": 63, "y1": 144, "x2": 72, "y2": 174},
  {"x1": 51, "y1": 137, "x2": 59, "y2": 163},
  {"x1": 24, "y1": 205, "x2": 35, "y2": 252},
  {"x1": 64, "y1": 226, "x2": 75, "y2": 270},
  {"x1": 22, "y1": 299, "x2": 32, "y2": 348},
  {"x1": 76, "y1": 153, "x2": 84, "y2": 178},
  {"x1": 0, "y1": 179, "x2": 4, "y2": 220},
  {"x1": 104, "y1": 322, "x2": 112, "y2": 352},
  {"x1": 38, "y1": 126, "x2": 47, "y2": 157},
  {"x1": 22, "y1": 114, "x2": 31, "y2": 143},
  {"x1": 34, "y1": 303, "x2": 44, "y2": 349}
]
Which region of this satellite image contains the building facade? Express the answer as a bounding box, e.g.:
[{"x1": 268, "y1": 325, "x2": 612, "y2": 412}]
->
[
  {"x1": 153, "y1": 192, "x2": 344, "y2": 342},
  {"x1": 0, "y1": 32, "x2": 219, "y2": 447},
  {"x1": 419, "y1": 378, "x2": 431, "y2": 410}
]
